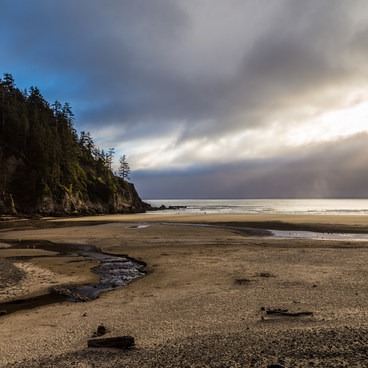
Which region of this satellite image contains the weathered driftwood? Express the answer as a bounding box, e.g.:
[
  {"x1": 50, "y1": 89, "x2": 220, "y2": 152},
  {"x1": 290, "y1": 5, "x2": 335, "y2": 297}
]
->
[
  {"x1": 235, "y1": 278, "x2": 252, "y2": 285},
  {"x1": 87, "y1": 336, "x2": 135, "y2": 349},
  {"x1": 279, "y1": 311, "x2": 313, "y2": 317},
  {"x1": 265, "y1": 308, "x2": 313, "y2": 317}
]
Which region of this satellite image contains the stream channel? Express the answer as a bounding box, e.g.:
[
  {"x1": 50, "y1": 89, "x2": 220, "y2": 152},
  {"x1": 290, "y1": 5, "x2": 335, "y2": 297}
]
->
[{"x1": 0, "y1": 240, "x2": 145, "y2": 315}]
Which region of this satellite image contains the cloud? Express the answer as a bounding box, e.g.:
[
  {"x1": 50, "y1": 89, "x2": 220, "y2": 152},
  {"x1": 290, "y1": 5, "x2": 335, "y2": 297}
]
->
[
  {"x1": 132, "y1": 133, "x2": 368, "y2": 199},
  {"x1": 2, "y1": 1, "x2": 368, "y2": 197}
]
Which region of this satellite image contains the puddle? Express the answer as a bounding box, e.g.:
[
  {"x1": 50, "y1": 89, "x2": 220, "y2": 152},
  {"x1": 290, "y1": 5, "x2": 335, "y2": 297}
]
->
[
  {"x1": 0, "y1": 242, "x2": 11, "y2": 249},
  {"x1": 271, "y1": 230, "x2": 368, "y2": 241},
  {"x1": 128, "y1": 224, "x2": 150, "y2": 229}
]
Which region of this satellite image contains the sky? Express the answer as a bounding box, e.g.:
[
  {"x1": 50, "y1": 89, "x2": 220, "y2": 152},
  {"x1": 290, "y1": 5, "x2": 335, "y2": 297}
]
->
[{"x1": 1, "y1": 0, "x2": 368, "y2": 199}]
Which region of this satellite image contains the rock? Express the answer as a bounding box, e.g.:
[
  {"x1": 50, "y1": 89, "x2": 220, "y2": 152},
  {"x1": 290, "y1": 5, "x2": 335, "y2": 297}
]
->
[
  {"x1": 96, "y1": 324, "x2": 107, "y2": 336},
  {"x1": 259, "y1": 271, "x2": 275, "y2": 278},
  {"x1": 150, "y1": 205, "x2": 187, "y2": 211},
  {"x1": 0, "y1": 310, "x2": 7, "y2": 316},
  {"x1": 235, "y1": 278, "x2": 252, "y2": 285},
  {"x1": 168, "y1": 205, "x2": 187, "y2": 210},
  {"x1": 268, "y1": 364, "x2": 285, "y2": 368}
]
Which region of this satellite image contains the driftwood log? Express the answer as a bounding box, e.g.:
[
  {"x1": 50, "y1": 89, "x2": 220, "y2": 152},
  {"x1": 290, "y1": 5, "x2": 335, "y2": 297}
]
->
[
  {"x1": 265, "y1": 308, "x2": 313, "y2": 317},
  {"x1": 87, "y1": 336, "x2": 135, "y2": 349}
]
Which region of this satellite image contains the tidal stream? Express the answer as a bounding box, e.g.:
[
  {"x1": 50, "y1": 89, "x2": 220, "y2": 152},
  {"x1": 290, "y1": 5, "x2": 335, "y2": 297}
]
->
[{"x1": 0, "y1": 240, "x2": 145, "y2": 315}]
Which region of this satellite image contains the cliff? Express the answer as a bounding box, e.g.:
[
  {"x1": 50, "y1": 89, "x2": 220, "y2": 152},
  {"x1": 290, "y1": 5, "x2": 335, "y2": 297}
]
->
[
  {"x1": 0, "y1": 74, "x2": 150, "y2": 216},
  {"x1": 26, "y1": 179, "x2": 149, "y2": 216},
  {"x1": 0, "y1": 185, "x2": 150, "y2": 216}
]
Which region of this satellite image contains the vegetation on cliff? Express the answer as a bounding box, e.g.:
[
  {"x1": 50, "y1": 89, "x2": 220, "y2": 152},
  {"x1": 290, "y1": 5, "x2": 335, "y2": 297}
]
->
[{"x1": 0, "y1": 74, "x2": 149, "y2": 215}]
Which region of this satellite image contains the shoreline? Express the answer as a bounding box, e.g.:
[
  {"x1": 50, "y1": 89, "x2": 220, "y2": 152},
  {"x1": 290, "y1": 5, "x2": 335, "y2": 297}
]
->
[
  {"x1": 48, "y1": 212, "x2": 368, "y2": 235},
  {"x1": 2, "y1": 212, "x2": 368, "y2": 234},
  {"x1": 1, "y1": 213, "x2": 368, "y2": 367}
]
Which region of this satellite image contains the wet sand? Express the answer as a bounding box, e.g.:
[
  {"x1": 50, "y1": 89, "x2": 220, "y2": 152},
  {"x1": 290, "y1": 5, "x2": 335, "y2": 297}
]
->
[{"x1": 1, "y1": 213, "x2": 368, "y2": 367}]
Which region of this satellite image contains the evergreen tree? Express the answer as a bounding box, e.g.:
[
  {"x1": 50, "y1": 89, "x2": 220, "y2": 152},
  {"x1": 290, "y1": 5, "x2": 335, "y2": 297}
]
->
[
  {"x1": 118, "y1": 155, "x2": 130, "y2": 180},
  {"x1": 107, "y1": 147, "x2": 115, "y2": 170}
]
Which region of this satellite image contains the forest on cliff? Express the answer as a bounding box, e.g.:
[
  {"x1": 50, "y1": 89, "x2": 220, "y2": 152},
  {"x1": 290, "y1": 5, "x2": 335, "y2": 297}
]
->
[{"x1": 0, "y1": 74, "x2": 148, "y2": 215}]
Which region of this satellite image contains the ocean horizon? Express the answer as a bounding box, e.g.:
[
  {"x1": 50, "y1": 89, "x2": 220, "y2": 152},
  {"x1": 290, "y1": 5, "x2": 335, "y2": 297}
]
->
[{"x1": 145, "y1": 198, "x2": 368, "y2": 216}]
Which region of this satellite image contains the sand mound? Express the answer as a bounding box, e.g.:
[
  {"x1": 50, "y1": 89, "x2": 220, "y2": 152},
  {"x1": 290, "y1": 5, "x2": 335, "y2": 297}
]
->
[{"x1": 0, "y1": 259, "x2": 25, "y2": 289}]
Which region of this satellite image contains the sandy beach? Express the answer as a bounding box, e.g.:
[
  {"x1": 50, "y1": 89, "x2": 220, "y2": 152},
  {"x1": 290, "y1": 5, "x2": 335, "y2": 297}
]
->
[{"x1": 1, "y1": 213, "x2": 368, "y2": 367}]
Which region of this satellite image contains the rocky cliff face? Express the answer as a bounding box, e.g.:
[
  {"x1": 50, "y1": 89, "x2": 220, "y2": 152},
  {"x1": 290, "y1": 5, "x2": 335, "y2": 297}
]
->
[
  {"x1": 0, "y1": 160, "x2": 151, "y2": 216},
  {"x1": 42, "y1": 183, "x2": 150, "y2": 216},
  {"x1": 0, "y1": 183, "x2": 150, "y2": 216},
  {"x1": 0, "y1": 192, "x2": 17, "y2": 215}
]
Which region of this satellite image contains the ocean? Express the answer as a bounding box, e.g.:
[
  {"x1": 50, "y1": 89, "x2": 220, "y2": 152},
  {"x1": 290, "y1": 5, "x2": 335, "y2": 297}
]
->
[{"x1": 145, "y1": 199, "x2": 368, "y2": 216}]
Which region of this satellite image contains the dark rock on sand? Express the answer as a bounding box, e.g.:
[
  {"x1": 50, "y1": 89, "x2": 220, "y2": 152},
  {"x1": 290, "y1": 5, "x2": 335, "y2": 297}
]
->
[
  {"x1": 94, "y1": 324, "x2": 107, "y2": 337},
  {"x1": 97, "y1": 325, "x2": 106, "y2": 336},
  {"x1": 259, "y1": 271, "x2": 276, "y2": 278},
  {"x1": 235, "y1": 278, "x2": 253, "y2": 285}
]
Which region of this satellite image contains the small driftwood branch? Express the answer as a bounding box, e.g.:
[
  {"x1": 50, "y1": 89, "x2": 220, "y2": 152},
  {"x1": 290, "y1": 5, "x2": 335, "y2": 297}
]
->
[
  {"x1": 278, "y1": 311, "x2": 313, "y2": 317},
  {"x1": 265, "y1": 309, "x2": 313, "y2": 317}
]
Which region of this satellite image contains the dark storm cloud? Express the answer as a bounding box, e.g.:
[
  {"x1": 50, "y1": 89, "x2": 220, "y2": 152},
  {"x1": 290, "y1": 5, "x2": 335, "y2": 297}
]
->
[
  {"x1": 132, "y1": 133, "x2": 368, "y2": 199},
  {"x1": 0, "y1": 0, "x2": 190, "y2": 124},
  {"x1": 2, "y1": 0, "x2": 366, "y2": 135},
  {"x1": 214, "y1": 1, "x2": 367, "y2": 132}
]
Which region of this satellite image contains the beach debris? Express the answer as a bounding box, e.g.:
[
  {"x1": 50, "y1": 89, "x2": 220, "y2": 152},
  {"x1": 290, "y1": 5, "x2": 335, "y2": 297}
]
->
[
  {"x1": 235, "y1": 278, "x2": 253, "y2": 285},
  {"x1": 266, "y1": 308, "x2": 289, "y2": 315},
  {"x1": 87, "y1": 336, "x2": 135, "y2": 349},
  {"x1": 262, "y1": 307, "x2": 313, "y2": 317},
  {"x1": 258, "y1": 271, "x2": 275, "y2": 278},
  {"x1": 92, "y1": 324, "x2": 107, "y2": 337}
]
